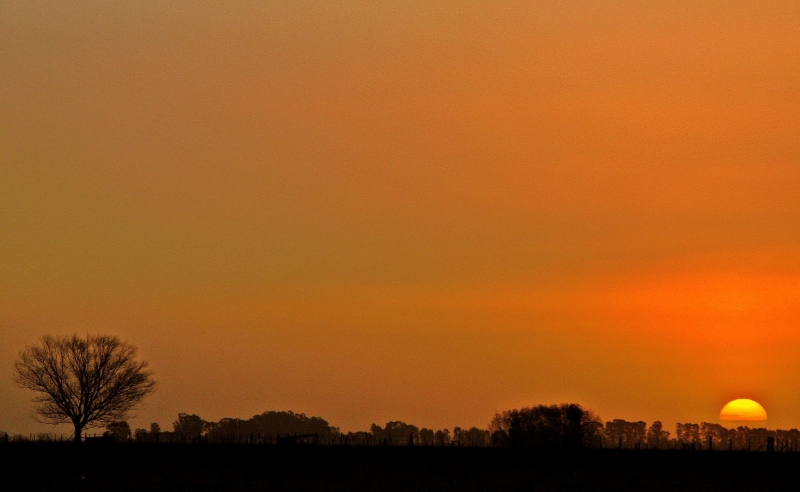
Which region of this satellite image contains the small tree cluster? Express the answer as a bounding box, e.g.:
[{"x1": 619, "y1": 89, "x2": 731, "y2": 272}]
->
[
  {"x1": 347, "y1": 422, "x2": 454, "y2": 446},
  {"x1": 489, "y1": 403, "x2": 603, "y2": 449},
  {"x1": 104, "y1": 421, "x2": 132, "y2": 441},
  {"x1": 605, "y1": 419, "x2": 647, "y2": 448},
  {"x1": 453, "y1": 426, "x2": 491, "y2": 446},
  {"x1": 370, "y1": 421, "x2": 418, "y2": 445}
]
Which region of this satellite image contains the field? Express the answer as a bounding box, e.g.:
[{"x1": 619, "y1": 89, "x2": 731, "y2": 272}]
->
[{"x1": 3, "y1": 444, "x2": 800, "y2": 491}]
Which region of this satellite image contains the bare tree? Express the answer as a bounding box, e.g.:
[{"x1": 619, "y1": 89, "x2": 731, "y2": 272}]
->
[{"x1": 14, "y1": 334, "x2": 156, "y2": 442}]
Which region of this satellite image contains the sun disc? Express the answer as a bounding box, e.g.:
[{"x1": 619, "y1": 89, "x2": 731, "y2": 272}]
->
[{"x1": 719, "y1": 399, "x2": 767, "y2": 422}]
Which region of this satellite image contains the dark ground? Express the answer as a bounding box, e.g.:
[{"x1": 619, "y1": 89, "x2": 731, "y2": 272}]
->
[{"x1": 2, "y1": 444, "x2": 800, "y2": 491}]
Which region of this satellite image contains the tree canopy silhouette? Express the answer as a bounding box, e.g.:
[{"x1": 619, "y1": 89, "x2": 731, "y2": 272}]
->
[
  {"x1": 605, "y1": 419, "x2": 646, "y2": 449},
  {"x1": 490, "y1": 403, "x2": 603, "y2": 449},
  {"x1": 13, "y1": 334, "x2": 156, "y2": 442},
  {"x1": 105, "y1": 421, "x2": 132, "y2": 441},
  {"x1": 173, "y1": 413, "x2": 207, "y2": 440}
]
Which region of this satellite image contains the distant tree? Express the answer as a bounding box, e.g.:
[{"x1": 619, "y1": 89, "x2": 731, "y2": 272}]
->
[
  {"x1": 369, "y1": 421, "x2": 419, "y2": 445},
  {"x1": 453, "y1": 426, "x2": 463, "y2": 445},
  {"x1": 150, "y1": 422, "x2": 161, "y2": 434},
  {"x1": 209, "y1": 417, "x2": 248, "y2": 440},
  {"x1": 676, "y1": 423, "x2": 700, "y2": 448},
  {"x1": 134, "y1": 428, "x2": 149, "y2": 442},
  {"x1": 581, "y1": 410, "x2": 605, "y2": 448},
  {"x1": 490, "y1": 429, "x2": 508, "y2": 447},
  {"x1": 604, "y1": 420, "x2": 646, "y2": 449},
  {"x1": 646, "y1": 421, "x2": 670, "y2": 449},
  {"x1": 700, "y1": 422, "x2": 729, "y2": 450},
  {"x1": 434, "y1": 428, "x2": 451, "y2": 447},
  {"x1": 249, "y1": 410, "x2": 337, "y2": 438},
  {"x1": 776, "y1": 428, "x2": 800, "y2": 452},
  {"x1": 730, "y1": 426, "x2": 748, "y2": 450},
  {"x1": 344, "y1": 431, "x2": 371, "y2": 445},
  {"x1": 748, "y1": 427, "x2": 772, "y2": 451},
  {"x1": 490, "y1": 403, "x2": 602, "y2": 449},
  {"x1": 419, "y1": 428, "x2": 435, "y2": 446},
  {"x1": 489, "y1": 412, "x2": 510, "y2": 446},
  {"x1": 385, "y1": 421, "x2": 419, "y2": 445},
  {"x1": 202, "y1": 410, "x2": 339, "y2": 443},
  {"x1": 13, "y1": 334, "x2": 156, "y2": 442},
  {"x1": 453, "y1": 426, "x2": 491, "y2": 446},
  {"x1": 173, "y1": 413, "x2": 207, "y2": 440},
  {"x1": 105, "y1": 421, "x2": 132, "y2": 442}
]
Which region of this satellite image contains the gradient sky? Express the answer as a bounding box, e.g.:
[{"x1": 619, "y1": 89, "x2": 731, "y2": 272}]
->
[{"x1": 2, "y1": 1, "x2": 800, "y2": 435}]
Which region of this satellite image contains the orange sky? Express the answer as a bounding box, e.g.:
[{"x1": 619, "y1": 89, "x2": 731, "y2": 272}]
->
[{"x1": 2, "y1": 1, "x2": 800, "y2": 434}]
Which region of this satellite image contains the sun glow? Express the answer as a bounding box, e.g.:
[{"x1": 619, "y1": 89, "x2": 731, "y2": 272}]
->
[{"x1": 720, "y1": 399, "x2": 767, "y2": 422}]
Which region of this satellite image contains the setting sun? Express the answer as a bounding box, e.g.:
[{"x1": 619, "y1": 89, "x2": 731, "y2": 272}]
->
[{"x1": 719, "y1": 399, "x2": 768, "y2": 422}]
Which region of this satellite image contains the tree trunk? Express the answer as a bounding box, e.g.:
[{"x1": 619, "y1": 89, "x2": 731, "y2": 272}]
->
[{"x1": 73, "y1": 423, "x2": 84, "y2": 443}]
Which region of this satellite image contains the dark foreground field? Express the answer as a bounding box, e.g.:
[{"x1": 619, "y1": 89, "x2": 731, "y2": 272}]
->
[{"x1": 3, "y1": 444, "x2": 800, "y2": 491}]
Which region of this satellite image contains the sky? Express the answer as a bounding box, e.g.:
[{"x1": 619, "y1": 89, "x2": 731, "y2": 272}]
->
[{"x1": 2, "y1": 1, "x2": 800, "y2": 435}]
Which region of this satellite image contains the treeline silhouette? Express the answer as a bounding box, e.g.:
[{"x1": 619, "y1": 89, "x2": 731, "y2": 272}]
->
[
  {"x1": 675, "y1": 422, "x2": 800, "y2": 452},
  {"x1": 120, "y1": 411, "x2": 487, "y2": 447},
  {"x1": 4, "y1": 403, "x2": 800, "y2": 451},
  {"x1": 131, "y1": 411, "x2": 340, "y2": 444},
  {"x1": 127, "y1": 405, "x2": 598, "y2": 447}
]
